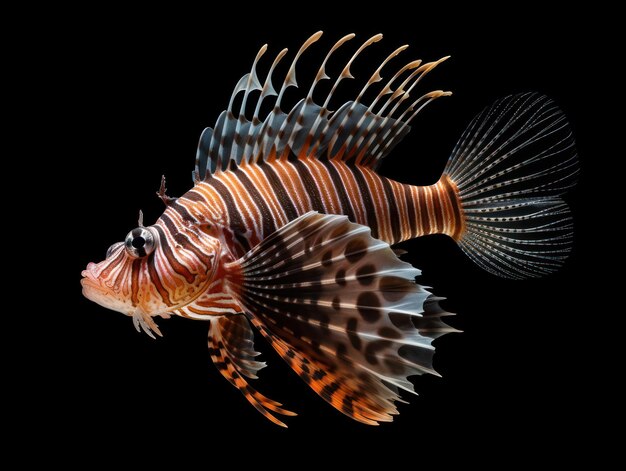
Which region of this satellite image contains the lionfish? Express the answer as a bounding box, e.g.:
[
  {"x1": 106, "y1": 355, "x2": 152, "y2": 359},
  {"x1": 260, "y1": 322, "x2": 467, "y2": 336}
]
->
[{"x1": 81, "y1": 32, "x2": 578, "y2": 426}]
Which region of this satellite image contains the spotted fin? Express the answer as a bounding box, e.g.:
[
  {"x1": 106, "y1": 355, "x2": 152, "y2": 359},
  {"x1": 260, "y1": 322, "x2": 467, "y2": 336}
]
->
[
  {"x1": 226, "y1": 212, "x2": 456, "y2": 425},
  {"x1": 208, "y1": 315, "x2": 296, "y2": 427},
  {"x1": 193, "y1": 32, "x2": 450, "y2": 181}
]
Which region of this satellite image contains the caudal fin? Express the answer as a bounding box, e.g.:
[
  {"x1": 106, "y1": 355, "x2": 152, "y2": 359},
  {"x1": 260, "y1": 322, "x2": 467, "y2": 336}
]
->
[{"x1": 443, "y1": 93, "x2": 578, "y2": 279}]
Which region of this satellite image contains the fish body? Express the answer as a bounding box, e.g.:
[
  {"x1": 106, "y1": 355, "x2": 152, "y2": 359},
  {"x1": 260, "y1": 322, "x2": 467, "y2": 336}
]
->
[{"x1": 81, "y1": 32, "x2": 578, "y2": 426}]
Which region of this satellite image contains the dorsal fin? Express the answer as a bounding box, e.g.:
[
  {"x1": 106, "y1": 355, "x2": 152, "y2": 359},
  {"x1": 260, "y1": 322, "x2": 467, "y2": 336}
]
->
[{"x1": 194, "y1": 32, "x2": 451, "y2": 181}]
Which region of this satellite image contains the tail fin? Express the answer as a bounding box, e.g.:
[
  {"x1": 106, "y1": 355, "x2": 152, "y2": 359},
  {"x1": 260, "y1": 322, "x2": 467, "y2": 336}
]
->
[{"x1": 443, "y1": 93, "x2": 578, "y2": 279}]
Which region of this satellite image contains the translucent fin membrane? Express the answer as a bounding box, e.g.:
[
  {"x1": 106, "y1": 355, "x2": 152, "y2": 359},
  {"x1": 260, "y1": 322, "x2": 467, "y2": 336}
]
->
[
  {"x1": 227, "y1": 212, "x2": 456, "y2": 425},
  {"x1": 193, "y1": 31, "x2": 451, "y2": 180},
  {"x1": 444, "y1": 93, "x2": 578, "y2": 279}
]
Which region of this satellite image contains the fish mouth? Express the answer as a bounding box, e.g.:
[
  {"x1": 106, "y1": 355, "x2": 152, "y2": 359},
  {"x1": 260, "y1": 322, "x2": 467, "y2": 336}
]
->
[
  {"x1": 81, "y1": 262, "x2": 124, "y2": 311},
  {"x1": 80, "y1": 275, "x2": 107, "y2": 307},
  {"x1": 80, "y1": 276, "x2": 104, "y2": 303},
  {"x1": 81, "y1": 263, "x2": 102, "y2": 298}
]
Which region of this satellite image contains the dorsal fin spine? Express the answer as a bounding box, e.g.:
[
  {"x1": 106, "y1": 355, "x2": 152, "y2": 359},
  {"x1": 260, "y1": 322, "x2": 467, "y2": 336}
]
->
[
  {"x1": 253, "y1": 48, "x2": 288, "y2": 121},
  {"x1": 249, "y1": 49, "x2": 289, "y2": 164},
  {"x1": 268, "y1": 31, "x2": 323, "y2": 162},
  {"x1": 310, "y1": 35, "x2": 388, "y2": 158},
  {"x1": 356, "y1": 59, "x2": 452, "y2": 167},
  {"x1": 355, "y1": 45, "x2": 408, "y2": 102},
  {"x1": 230, "y1": 44, "x2": 267, "y2": 167},
  {"x1": 227, "y1": 74, "x2": 250, "y2": 113},
  {"x1": 274, "y1": 34, "x2": 328, "y2": 161},
  {"x1": 385, "y1": 65, "x2": 433, "y2": 118},
  {"x1": 377, "y1": 64, "x2": 425, "y2": 115},
  {"x1": 392, "y1": 57, "x2": 449, "y2": 118},
  {"x1": 328, "y1": 53, "x2": 421, "y2": 161},
  {"x1": 366, "y1": 58, "x2": 452, "y2": 163},
  {"x1": 342, "y1": 45, "x2": 410, "y2": 166},
  {"x1": 369, "y1": 60, "x2": 421, "y2": 114},
  {"x1": 207, "y1": 74, "x2": 250, "y2": 177},
  {"x1": 300, "y1": 34, "x2": 356, "y2": 157},
  {"x1": 194, "y1": 33, "x2": 450, "y2": 180},
  {"x1": 213, "y1": 111, "x2": 233, "y2": 174},
  {"x1": 322, "y1": 34, "x2": 382, "y2": 110},
  {"x1": 275, "y1": 31, "x2": 323, "y2": 110},
  {"x1": 244, "y1": 48, "x2": 288, "y2": 164},
  {"x1": 306, "y1": 33, "x2": 355, "y2": 102}
]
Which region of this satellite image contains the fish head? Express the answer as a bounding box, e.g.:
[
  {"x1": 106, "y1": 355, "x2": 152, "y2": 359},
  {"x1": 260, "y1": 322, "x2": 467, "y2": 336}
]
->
[{"x1": 81, "y1": 222, "x2": 222, "y2": 327}]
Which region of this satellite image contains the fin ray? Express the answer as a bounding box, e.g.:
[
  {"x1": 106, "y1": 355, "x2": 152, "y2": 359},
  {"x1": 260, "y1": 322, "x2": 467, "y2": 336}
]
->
[
  {"x1": 194, "y1": 33, "x2": 450, "y2": 180},
  {"x1": 208, "y1": 315, "x2": 296, "y2": 427},
  {"x1": 443, "y1": 93, "x2": 578, "y2": 278},
  {"x1": 227, "y1": 212, "x2": 455, "y2": 425}
]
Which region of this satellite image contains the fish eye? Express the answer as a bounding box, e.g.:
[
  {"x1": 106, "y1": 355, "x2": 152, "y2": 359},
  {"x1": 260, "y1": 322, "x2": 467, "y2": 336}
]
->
[{"x1": 125, "y1": 227, "x2": 156, "y2": 258}]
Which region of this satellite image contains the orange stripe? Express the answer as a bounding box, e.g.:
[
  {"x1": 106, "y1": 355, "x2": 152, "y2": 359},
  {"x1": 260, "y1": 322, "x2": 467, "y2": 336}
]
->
[
  {"x1": 436, "y1": 175, "x2": 466, "y2": 240},
  {"x1": 360, "y1": 169, "x2": 391, "y2": 242},
  {"x1": 386, "y1": 178, "x2": 405, "y2": 242},
  {"x1": 183, "y1": 187, "x2": 224, "y2": 222},
  {"x1": 272, "y1": 159, "x2": 311, "y2": 214},
  {"x1": 303, "y1": 158, "x2": 342, "y2": 214},
  {"x1": 416, "y1": 187, "x2": 431, "y2": 235},
  {"x1": 334, "y1": 163, "x2": 366, "y2": 225},
  {"x1": 243, "y1": 165, "x2": 289, "y2": 227},
  {"x1": 217, "y1": 171, "x2": 260, "y2": 232}
]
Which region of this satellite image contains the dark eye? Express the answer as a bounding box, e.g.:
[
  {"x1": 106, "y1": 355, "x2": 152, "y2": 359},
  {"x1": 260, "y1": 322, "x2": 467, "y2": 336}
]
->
[{"x1": 125, "y1": 227, "x2": 156, "y2": 258}]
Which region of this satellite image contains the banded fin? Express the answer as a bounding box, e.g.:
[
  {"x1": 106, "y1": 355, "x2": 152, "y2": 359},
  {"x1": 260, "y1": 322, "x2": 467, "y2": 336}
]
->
[
  {"x1": 226, "y1": 212, "x2": 455, "y2": 425},
  {"x1": 193, "y1": 32, "x2": 450, "y2": 181},
  {"x1": 443, "y1": 93, "x2": 578, "y2": 278},
  {"x1": 208, "y1": 315, "x2": 296, "y2": 427}
]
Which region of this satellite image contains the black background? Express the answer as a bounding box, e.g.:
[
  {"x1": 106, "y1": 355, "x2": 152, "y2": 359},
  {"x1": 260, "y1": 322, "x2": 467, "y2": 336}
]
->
[{"x1": 32, "y1": 6, "x2": 607, "y2": 464}]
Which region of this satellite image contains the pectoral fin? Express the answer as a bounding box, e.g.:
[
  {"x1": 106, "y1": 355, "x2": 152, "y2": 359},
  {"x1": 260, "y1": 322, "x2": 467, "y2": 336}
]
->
[{"x1": 226, "y1": 212, "x2": 456, "y2": 425}]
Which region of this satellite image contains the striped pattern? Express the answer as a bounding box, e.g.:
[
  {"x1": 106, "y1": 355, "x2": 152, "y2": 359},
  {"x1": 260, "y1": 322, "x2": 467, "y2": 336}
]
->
[
  {"x1": 135, "y1": 31, "x2": 461, "y2": 321},
  {"x1": 82, "y1": 209, "x2": 241, "y2": 331},
  {"x1": 225, "y1": 212, "x2": 456, "y2": 425},
  {"x1": 81, "y1": 33, "x2": 579, "y2": 427},
  {"x1": 193, "y1": 32, "x2": 450, "y2": 180},
  {"x1": 208, "y1": 315, "x2": 297, "y2": 427},
  {"x1": 99, "y1": 150, "x2": 463, "y2": 323},
  {"x1": 82, "y1": 32, "x2": 464, "y2": 326},
  {"x1": 173, "y1": 158, "x2": 464, "y2": 263}
]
